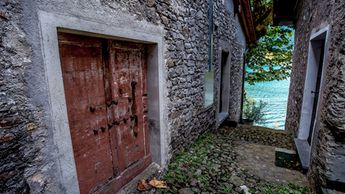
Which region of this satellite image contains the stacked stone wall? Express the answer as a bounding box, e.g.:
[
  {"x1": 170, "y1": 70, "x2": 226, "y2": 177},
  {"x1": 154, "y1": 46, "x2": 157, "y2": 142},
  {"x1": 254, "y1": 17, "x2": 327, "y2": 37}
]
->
[
  {"x1": 287, "y1": 0, "x2": 345, "y2": 191},
  {"x1": 0, "y1": 0, "x2": 245, "y2": 192}
]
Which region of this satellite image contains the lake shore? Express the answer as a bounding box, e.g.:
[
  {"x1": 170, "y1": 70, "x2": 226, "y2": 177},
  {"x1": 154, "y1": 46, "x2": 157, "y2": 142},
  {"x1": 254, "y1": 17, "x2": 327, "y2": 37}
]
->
[{"x1": 245, "y1": 79, "x2": 290, "y2": 130}]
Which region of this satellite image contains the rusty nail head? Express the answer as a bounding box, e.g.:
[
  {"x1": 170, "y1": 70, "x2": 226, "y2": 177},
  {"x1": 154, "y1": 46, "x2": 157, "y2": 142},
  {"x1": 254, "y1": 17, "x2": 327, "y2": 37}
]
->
[
  {"x1": 101, "y1": 127, "x2": 106, "y2": 132},
  {"x1": 89, "y1": 106, "x2": 96, "y2": 112}
]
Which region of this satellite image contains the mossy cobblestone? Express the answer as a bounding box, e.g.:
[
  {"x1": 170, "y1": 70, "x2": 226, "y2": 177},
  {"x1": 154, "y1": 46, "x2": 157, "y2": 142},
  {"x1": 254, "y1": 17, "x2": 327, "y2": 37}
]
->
[{"x1": 139, "y1": 125, "x2": 308, "y2": 194}]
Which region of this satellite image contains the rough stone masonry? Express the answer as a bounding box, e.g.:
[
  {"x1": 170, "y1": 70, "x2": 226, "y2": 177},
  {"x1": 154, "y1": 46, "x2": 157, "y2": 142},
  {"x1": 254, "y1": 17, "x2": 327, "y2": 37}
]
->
[
  {"x1": 286, "y1": 0, "x2": 345, "y2": 192},
  {"x1": 0, "y1": 0, "x2": 246, "y2": 193}
]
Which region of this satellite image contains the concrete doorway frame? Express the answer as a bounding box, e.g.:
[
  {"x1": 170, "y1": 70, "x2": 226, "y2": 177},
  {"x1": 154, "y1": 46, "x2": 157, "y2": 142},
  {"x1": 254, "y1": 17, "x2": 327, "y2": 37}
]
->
[
  {"x1": 217, "y1": 45, "x2": 232, "y2": 126},
  {"x1": 38, "y1": 11, "x2": 168, "y2": 193},
  {"x1": 296, "y1": 25, "x2": 330, "y2": 169}
]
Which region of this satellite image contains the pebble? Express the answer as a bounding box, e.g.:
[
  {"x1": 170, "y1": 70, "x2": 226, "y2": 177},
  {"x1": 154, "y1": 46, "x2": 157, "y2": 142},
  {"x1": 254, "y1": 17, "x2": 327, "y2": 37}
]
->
[
  {"x1": 230, "y1": 175, "x2": 244, "y2": 187},
  {"x1": 179, "y1": 188, "x2": 194, "y2": 194}
]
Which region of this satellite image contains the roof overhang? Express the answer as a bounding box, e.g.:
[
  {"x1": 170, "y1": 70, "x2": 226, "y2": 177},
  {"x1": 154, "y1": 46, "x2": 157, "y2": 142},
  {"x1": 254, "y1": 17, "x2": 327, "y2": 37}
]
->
[
  {"x1": 234, "y1": 0, "x2": 256, "y2": 44},
  {"x1": 273, "y1": 0, "x2": 299, "y2": 26}
]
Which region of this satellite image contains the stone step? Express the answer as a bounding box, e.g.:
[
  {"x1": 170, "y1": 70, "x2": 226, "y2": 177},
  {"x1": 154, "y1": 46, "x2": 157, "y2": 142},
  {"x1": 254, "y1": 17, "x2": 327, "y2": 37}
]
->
[
  {"x1": 294, "y1": 138, "x2": 311, "y2": 172},
  {"x1": 274, "y1": 147, "x2": 300, "y2": 170}
]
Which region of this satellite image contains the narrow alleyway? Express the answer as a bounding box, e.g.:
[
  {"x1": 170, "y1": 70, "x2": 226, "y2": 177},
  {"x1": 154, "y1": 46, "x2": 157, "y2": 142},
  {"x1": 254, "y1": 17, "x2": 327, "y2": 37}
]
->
[{"x1": 127, "y1": 125, "x2": 309, "y2": 194}]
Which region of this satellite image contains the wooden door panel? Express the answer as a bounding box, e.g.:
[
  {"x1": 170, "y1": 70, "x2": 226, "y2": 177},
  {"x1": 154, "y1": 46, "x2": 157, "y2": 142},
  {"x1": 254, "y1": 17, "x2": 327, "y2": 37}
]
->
[
  {"x1": 58, "y1": 33, "x2": 151, "y2": 194},
  {"x1": 58, "y1": 33, "x2": 114, "y2": 194},
  {"x1": 108, "y1": 41, "x2": 149, "y2": 170}
]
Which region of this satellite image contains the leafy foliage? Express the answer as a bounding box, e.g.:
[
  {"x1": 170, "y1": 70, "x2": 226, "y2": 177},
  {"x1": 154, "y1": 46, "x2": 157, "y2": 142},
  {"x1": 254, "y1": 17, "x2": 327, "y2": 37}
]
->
[
  {"x1": 243, "y1": 93, "x2": 268, "y2": 123},
  {"x1": 246, "y1": 0, "x2": 294, "y2": 84},
  {"x1": 250, "y1": 0, "x2": 273, "y2": 39},
  {"x1": 246, "y1": 26, "x2": 294, "y2": 84}
]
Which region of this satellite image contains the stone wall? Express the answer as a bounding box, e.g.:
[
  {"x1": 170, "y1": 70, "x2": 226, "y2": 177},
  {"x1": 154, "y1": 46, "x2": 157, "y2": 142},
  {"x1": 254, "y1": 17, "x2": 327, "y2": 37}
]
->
[
  {"x1": 0, "y1": 1, "x2": 58, "y2": 193},
  {"x1": 286, "y1": 0, "x2": 345, "y2": 192},
  {"x1": 285, "y1": 0, "x2": 333, "y2": 137},
  {"x1": 229, "y1": 42, "x2": 245, "y2": 122},
  {"x1": 0, "y1": 0, "x2": 245, "y2": 192},
  {"x1": 106, "y1": 0, "x2": 245, "y2": 153}
]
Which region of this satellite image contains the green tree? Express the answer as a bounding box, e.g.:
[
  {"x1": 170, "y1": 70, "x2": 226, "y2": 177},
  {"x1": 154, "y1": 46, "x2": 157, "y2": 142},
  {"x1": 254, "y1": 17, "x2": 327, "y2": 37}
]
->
[
  {"x1": 246, "y1": 26, "x2": 294, "y2": 85},
  {"x1": 246, "y1": 0, "x2": 294, "y2": 85},
  {"x1": 243, "y1": 93, "x2": 268, "y2": 123},
  {"x1": 250, "y1": 0, "x2": 273, "y2": 39}
]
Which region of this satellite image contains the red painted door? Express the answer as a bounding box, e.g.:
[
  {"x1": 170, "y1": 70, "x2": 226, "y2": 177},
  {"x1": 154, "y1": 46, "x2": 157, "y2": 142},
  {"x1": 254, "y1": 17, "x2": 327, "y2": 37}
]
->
[{"x1": 58, "y1": 33, "x2": 151, "y2": 194}]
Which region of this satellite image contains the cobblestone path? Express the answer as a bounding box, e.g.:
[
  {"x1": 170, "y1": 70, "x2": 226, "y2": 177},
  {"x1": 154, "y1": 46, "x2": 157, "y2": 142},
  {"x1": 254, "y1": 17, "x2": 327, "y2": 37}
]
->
[{"x1": 127, "y1": 125, "x2": 309, "y2": 194}]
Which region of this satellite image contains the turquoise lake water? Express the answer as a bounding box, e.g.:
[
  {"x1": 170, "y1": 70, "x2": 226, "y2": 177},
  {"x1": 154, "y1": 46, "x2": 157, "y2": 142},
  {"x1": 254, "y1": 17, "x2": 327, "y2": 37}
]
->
[{"x1": 244, "y1": 79, "x2": 290, "y2": 130}]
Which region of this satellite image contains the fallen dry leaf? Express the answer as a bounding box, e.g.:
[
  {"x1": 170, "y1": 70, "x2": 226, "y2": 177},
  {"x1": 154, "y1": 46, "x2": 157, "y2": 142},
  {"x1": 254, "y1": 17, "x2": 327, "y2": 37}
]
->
[
  {"x1": 148, "y1": 177, "x2": 168, "y2": 189},
  {"x1": 137, "y1": 179, "x2": 150, "y2": 191}
]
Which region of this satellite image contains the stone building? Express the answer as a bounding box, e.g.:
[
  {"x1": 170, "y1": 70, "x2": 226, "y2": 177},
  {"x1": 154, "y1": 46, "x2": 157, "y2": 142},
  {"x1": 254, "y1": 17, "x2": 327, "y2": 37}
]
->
[
  {"x1": 0, "y1": 0, "x2": 255, "y2": 193},
  {"x1": 274, "y1": 0, "x2": 345, "y2": 193}
]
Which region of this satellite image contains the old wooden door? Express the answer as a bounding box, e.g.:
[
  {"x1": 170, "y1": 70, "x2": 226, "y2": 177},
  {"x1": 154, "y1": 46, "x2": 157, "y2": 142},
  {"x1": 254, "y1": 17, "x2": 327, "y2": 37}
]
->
[{"x1": 58, "y1": 33, "x2": 151, "y2": 194}]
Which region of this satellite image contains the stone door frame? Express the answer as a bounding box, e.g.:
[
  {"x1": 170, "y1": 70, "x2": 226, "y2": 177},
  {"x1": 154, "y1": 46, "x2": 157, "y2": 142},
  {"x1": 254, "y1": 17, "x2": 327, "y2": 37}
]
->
[
  {"x1": 217, "y1": 43, "x2": 232, "y2": 126},
  {"x1": 38, "y1": 11, "x2": 168, "y2": 194},
  {"x1": 298, "y1": 26, "x2": 329, "y2": 140},
  {"x1": 296, "y1": 25, "x2": 330, "y2": 168}
]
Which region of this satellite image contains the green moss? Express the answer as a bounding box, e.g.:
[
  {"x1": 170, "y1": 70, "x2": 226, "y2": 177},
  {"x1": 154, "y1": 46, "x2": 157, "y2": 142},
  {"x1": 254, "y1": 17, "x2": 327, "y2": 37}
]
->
[
  {"x1": 262, "y1": 183, "x2": 309, "y2": 194},
  {"x1": 222, "y1": 185, "x2": 233, "y2": 193},
  {"x1": 161, "y1": 132, "x2": 215, "y2": 193}
]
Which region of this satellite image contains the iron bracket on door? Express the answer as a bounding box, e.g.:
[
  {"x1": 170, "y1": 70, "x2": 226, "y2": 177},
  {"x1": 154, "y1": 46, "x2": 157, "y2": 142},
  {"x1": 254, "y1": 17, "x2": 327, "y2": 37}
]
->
[
  {"x1": 89, "y1": 104, "x2": 106, "y2": 113},
  {"x1": 106, "y1": 100, "x2": 118, "y2": 107},
  {"x1": 93, "y1": 126, "x2": 107, "y2": 135}
]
